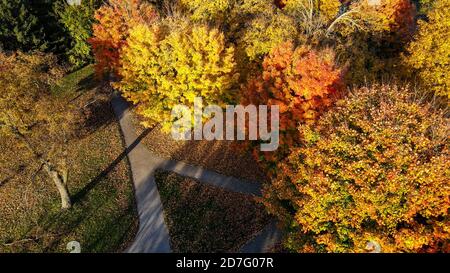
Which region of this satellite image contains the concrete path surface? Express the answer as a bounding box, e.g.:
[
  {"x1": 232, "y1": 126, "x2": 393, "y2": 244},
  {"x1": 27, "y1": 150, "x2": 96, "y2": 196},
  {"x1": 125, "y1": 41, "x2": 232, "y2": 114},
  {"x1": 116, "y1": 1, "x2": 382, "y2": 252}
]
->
[
  {"x1": 240, "y1": 221, "x2": 283, "y2": 253},
  {"x1": 111, "y1": 94, "x2": 269, "y2": 253},
  {"x1": 112, "y1": 94, "x2": 172, "y2": 253}
]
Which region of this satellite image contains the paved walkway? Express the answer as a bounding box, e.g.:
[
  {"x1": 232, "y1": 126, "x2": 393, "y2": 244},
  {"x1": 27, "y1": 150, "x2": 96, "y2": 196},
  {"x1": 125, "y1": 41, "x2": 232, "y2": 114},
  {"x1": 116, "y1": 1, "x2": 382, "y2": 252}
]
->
[
  {"x1": 111, "y1": 94, "x2": 280, "y2": 253},
  {"x1": 112, "y1": 94, "x2": 171, "y2": 253},
  {"x1": 240, "y1": 221, "x2": 283, "y2": 253}
]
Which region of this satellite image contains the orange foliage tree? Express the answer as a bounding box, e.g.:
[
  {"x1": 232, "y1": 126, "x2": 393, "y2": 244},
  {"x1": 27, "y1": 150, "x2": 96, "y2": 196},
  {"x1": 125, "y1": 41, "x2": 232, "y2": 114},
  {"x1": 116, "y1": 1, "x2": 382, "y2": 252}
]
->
[
  {"x1": 89, "y1": 0, "x2": 157, "y2": 78},
  {"x1": 241, "y1": 41, "x2": 344, "y2": 171}
]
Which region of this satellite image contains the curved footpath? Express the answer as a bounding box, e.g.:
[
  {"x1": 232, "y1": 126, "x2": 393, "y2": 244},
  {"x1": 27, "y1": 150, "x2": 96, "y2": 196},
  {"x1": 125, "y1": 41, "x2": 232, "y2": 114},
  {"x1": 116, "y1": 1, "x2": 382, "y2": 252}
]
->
[{"x1": 111, "y1": 94, "x2": 281, "y2": 253}]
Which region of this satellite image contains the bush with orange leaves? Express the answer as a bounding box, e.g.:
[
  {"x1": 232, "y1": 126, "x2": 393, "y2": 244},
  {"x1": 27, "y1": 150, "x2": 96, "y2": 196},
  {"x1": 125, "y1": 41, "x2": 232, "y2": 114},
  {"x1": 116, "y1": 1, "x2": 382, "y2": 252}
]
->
[
  {"x1": 241, "y1": 41, "x2": 344, "y2": 171},
  {"x1": 263, "y1": 84, "x2": 449, "y2": 252},
  {"x1": 89, "y1": 0, "x2": 157, "y2": 78}
]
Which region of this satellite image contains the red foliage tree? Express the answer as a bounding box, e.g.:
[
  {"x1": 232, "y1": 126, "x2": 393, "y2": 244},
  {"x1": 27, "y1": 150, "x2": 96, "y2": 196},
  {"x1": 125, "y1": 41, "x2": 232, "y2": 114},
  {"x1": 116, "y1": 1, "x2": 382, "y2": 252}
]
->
[
  {"x1": 241, "y1": 41, "x2": 344, "y2": 171},
  {"x1": 88, "y1": 0, "x2": 157, "y2": 78}
]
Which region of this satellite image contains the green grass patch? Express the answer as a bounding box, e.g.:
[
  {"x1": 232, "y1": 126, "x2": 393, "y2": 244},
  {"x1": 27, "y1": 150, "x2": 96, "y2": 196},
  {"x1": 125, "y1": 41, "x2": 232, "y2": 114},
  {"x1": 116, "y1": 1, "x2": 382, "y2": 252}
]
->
[{"x1": 51, "y1": 65, "x2": 95, "y2": 96}]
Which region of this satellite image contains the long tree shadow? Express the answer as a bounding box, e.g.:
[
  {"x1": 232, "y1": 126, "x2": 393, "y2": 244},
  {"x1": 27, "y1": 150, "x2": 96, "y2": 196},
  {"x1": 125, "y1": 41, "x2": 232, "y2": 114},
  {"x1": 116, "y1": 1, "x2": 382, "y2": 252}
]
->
[
  {"x1": 76, "y1": 98, "x2": 115, "y2": 138},
  {"x1": 76, "y1": 73, "x2": 97, "y2": 92},
  {"x1": 72, "y1": 127, "x2": 153, "y2": 204}
]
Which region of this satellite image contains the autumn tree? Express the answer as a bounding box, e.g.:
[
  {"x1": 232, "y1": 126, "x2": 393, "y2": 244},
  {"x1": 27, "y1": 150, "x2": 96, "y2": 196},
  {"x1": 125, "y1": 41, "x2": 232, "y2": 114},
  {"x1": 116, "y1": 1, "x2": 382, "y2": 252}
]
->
[
  {"x1": 364, "y1": 0, "x2": 416, "y2": 48},
  {"x1": 115, "y1": 23, "x2": 239, "y2": 131},
  {"x1": 264, "y1": 84, "x2": 449, "y2": 252},
  {"x1": 237, "y1": 12, "x2": 298, "y2": 63},
  {"x1": 282, "y1": 0, "x2": 342, "y2": 23},
  {"x1": 0, "y1": 52, "x2": 74, "y2": 209},
  {"x1": 179, "y1": 0, "x2": 234, "y2": 25},
  {"x1": 241, "y1": 41, "x2": 344, "y2": 171},
  {"x1": 404, "y1": 0, "x2": 450, "y2": 98},
  {"x1": 89, "y1": 0, "x2": 157, "y2": 78},
  {"x1": 331, "y1": 0, "x2": 416, "y2": 84},
  {"x1": 176, "y1": 0, "x2": 355, "y2": 79}
]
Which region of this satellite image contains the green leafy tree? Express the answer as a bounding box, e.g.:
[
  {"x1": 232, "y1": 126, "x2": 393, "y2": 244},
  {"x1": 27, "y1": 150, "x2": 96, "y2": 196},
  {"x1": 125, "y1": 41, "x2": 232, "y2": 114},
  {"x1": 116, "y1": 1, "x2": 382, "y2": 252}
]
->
[
  {"x1": 55, "y1": 0, "x2": 102, "y2": 68},
  {"x1": 0, "y1": 0, "x2": 46, "y2": 51}
]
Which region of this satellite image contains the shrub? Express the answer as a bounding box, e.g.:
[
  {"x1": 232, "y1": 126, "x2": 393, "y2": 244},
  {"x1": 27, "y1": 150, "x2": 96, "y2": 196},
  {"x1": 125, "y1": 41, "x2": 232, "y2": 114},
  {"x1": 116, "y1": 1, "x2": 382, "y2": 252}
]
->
[
  {"x1": 115, "y1": 23, "x2": 239, "y2": 131},
  {"x1": 264, "y1": 84, "x2": 449, "y2": 252},
  {"x1": 241, "y1": 41, "x2": 344, "y2": 170},
  {"x1": 404, "y1": 0, "x2": 450, "y2": 98},
  {"x1": 89, "y1": 0, "x2": 157, "y2": 78}
]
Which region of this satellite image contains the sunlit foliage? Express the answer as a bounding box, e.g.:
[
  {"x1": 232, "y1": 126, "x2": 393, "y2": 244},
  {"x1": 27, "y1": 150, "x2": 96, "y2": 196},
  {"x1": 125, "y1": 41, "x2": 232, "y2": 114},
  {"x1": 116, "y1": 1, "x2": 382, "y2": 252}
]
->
[
  {"x1": 115, "y1": 23, "x2": 238, "y2": 130},
  {"x1": 0, "y1": 52, "x2": 74, "y2": 209},
  {"x1": 404, "y1": 0, "x2": 450, "y2": 98},
  {"x1": 89, "y1": 0, "x2": 157, "y2": 78},
  {"x1": 264, "y1": 84, "x2": 449, "y2": 252},
  {"x1": 241, "y1": 41, "x2": 344, "y2": 170}
]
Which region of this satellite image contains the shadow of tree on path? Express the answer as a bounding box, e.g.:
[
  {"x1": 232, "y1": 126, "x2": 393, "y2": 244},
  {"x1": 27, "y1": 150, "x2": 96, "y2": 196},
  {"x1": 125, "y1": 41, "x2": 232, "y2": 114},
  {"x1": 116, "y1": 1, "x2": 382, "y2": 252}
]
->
[{"x1": 72, "y1": 126, "x2": 153, "y2": 204}]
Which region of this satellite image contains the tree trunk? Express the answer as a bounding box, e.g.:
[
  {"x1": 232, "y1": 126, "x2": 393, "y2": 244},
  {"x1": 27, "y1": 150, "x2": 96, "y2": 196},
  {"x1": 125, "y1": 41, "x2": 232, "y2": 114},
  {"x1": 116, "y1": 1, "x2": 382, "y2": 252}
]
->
[
  {"x1": 11, "y1": 128, "x2": 72, "y2": 210},
  {"x1": 43, "y1": 164, "x2": 72, "y2": 209}
]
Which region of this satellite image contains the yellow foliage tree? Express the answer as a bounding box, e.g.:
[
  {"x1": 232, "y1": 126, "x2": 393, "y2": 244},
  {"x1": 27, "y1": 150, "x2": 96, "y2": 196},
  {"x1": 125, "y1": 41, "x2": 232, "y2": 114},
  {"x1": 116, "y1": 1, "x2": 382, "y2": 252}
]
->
[
  {"x1": 283, "y1": 0, "x2": 342, "y2": 22},
  {"x1": 0, "y1": 52, "x2": 74, "y2": 210},
  {"x1": 404, "y1": 0, "x2": 450, "y2": 98},
  {"x1": 115, "y1": 23, "x2": 239, "y2": 131},
  {"x1": 179, "y1": 0, "x2": 233, "y2": 25},
  {"x1": 238, "y1": 13, "x2": 298, "y2": 62},
  {"x1": 355, "y1": 0, "x2": 416, "y2": 44}
]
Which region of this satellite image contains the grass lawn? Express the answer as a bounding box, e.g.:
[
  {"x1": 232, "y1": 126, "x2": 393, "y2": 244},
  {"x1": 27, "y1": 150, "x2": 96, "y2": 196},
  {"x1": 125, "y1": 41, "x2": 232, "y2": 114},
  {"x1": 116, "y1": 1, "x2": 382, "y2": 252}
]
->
[
  {"x1": 0, "y1": 65, "x2": 138, "y2": 253},
  {"x1": 155, "y1": 170, "x2": 270, "y2": 253}
]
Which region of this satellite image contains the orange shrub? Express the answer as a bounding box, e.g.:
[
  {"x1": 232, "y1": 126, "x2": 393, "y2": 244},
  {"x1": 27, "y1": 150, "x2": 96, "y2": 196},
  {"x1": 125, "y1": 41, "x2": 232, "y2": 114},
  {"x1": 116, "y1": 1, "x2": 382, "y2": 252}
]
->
[
  {"x1": 241, "y1": 41, "x2": 344, "y2": 170},
  {"x1": 264, "y1": 84, "x2": 449, "y2": 252},
  {"x1": 89, "y1": 0, "x2": 157, "y2": 78}
]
